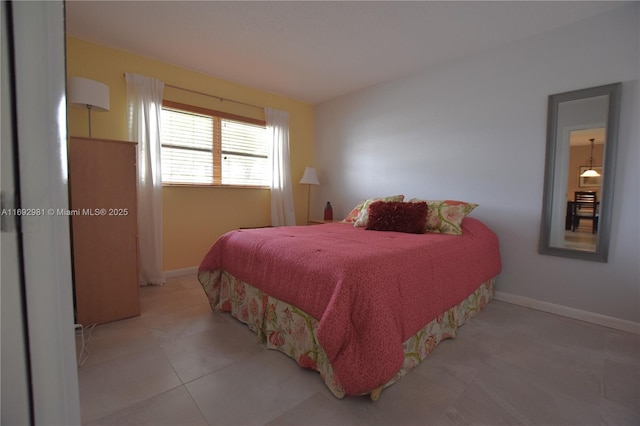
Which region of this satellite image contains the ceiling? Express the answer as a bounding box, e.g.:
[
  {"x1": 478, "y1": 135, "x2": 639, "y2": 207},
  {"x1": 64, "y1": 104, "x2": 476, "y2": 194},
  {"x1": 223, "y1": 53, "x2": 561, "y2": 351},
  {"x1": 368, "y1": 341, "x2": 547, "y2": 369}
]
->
[
  {"x1": 65, "y1": 1, "x2": 626, "y2": 105},
  {"x1": 570, "y1": 128, "x2": 606, "y2": 146}
]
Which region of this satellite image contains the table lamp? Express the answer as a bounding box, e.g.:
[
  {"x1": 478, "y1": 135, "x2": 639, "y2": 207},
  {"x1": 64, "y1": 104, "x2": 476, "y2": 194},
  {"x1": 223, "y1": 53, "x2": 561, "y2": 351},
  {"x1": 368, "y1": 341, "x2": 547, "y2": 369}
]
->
[{"x1": 299, "y1": 166, "x2": 320, "y2": 223}]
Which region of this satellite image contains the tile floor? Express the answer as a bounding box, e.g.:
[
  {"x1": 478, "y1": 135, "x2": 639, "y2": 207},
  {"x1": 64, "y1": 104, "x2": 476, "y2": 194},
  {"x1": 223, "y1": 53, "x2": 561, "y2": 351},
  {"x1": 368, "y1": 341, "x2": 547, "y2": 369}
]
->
[{"x1": 77, "y1": 275, "x2": 639, "y2": 425}]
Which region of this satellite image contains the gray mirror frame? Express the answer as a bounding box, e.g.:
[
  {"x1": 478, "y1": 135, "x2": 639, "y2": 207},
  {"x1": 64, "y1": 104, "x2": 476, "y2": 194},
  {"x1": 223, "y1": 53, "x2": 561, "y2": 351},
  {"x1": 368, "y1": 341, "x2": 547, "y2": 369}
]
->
[{"x1": 539, "y1": 82, "x2": 621, "y2": 262}]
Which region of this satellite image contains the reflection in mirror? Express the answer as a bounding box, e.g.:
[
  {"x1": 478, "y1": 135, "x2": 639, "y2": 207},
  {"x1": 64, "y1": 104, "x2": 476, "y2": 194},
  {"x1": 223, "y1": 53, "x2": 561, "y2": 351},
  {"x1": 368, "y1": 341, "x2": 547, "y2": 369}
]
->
[
  {"x1": 539, "y1": 83, "x2": 621, "y2": 262},
  {"x1": 565, "y1": 129, "x2": 604, "y2": 252}
]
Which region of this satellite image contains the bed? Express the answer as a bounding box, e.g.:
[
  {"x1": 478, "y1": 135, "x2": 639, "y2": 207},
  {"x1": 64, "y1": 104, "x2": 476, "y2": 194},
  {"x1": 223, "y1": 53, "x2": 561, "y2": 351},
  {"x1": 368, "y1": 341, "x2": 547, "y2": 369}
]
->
[{"x1": 197, "y1": 205, "x2": 501, "y2": 400}]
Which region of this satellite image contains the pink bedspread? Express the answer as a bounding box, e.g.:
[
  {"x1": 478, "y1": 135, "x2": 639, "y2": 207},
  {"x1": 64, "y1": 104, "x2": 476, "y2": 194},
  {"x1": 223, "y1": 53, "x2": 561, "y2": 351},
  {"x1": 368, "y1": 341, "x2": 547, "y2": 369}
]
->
[{"x1": 199, "y1": 218, "x2": 501, "y2": 395}]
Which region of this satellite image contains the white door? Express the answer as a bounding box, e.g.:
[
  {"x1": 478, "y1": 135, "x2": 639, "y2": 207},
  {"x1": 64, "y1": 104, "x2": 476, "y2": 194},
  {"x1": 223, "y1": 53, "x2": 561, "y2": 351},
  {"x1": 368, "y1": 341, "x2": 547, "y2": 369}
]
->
[
  {"x1": 1, "y1": 1, "x2": 81, "y2": 424},
  {"x1": 1, "y1": 3, "x2": 32, "y2": 423}
]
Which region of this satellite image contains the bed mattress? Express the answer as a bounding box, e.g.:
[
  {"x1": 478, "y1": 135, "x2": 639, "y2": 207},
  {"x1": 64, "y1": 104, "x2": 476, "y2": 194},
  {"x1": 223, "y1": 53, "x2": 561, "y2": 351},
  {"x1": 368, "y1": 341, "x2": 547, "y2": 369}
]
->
[{"x1": 198, "y1": 218, "x2": 501, "y2": 397}]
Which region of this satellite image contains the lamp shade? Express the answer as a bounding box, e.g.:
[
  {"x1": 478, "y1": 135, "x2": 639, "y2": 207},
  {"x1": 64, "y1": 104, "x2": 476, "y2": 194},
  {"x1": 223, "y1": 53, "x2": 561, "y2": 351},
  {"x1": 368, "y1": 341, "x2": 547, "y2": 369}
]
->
[
  {"x1": 67, "y1": 77, "x2": 110, "y2": 111},
  {"x1": 299, "y1": 167, "x2": 320, "y2": 185},
  {"x1": 580, "y1": 169, "x2": 600, "y2": 177},
  {"x1": 580, "y1": 138, "x2": 601, "y2": 177}
]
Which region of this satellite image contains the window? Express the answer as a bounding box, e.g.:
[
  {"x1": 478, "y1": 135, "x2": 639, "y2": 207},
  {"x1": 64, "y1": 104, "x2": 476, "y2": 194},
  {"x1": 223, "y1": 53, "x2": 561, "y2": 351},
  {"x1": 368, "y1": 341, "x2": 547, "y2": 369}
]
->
[{"x1": 160, "y1": 101, "x2": 269, "y2": 186}]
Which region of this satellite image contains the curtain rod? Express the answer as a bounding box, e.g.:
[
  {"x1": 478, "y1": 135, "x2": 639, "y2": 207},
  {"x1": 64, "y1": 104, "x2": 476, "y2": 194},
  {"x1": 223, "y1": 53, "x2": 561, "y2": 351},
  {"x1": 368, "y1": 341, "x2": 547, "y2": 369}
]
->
[
  {"x1": 165, "y1": 83, "x2": 264, "y2": 111},
  {"x1": 123, "y1": 74, "x2": 264, "y2": 111}
]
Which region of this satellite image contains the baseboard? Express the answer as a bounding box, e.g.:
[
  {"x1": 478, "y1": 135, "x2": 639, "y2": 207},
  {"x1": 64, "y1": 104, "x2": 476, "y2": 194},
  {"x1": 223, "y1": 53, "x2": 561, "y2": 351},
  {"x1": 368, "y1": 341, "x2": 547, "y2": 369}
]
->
[
  {"x1": 164, "y1": 266, "x2": 198, "y2": 279},
  {"x1": 494, "y1": 291, "x2": 640, "y2": 335}
]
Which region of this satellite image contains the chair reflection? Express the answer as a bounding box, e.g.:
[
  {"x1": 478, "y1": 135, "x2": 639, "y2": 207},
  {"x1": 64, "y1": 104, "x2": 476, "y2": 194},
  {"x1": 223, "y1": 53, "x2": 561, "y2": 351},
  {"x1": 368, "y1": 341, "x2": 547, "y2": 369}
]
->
[{"x1": 571, "y1": 191, "x2": 598, "y2": 234}]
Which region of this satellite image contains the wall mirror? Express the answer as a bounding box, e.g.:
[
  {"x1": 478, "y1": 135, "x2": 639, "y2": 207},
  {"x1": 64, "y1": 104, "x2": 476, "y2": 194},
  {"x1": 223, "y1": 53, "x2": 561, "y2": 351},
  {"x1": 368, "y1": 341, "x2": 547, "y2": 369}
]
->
[{"x1": 539, "y1": 82, "x2": 621, "y2": 262}]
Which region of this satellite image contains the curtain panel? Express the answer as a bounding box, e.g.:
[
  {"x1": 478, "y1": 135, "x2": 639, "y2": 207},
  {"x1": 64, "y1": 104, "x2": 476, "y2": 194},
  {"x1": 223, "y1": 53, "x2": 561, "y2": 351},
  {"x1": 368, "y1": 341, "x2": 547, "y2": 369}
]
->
[
  {"x1": 266, "y1": 108, "x2": 296, "y2": 226},
  {"x1": 125, "y1": 73, "x2": 165, "y2": 285}
]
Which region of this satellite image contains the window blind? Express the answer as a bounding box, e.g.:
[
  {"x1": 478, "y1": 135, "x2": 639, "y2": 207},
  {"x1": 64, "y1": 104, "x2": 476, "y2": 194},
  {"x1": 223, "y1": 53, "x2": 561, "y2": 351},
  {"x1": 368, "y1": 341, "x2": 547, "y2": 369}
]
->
[
  {"x1": 160, "y1": 105, "x2": 269, "y2": 186},
  {"x1": 161, "y1": 107, "x2": 214, "y2": 184},
  {"x1": 221, "y1": 119, "x2": 268, "y2": 186}
]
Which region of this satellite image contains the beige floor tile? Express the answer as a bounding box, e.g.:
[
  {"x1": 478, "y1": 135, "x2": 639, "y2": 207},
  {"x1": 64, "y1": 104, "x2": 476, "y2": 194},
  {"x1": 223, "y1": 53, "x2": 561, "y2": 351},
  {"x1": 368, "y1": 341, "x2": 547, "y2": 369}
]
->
[
  {"x1": 471, "y1": 299, "x2": 546, "y2": 329},
  {"x1": 142, "y1": 303, "x2": 220, "y2": 342},
  {"x1": 454, "y1": 310, "x2": 509, "y2": 353},
  {"x1": 78, "y1": 347, "x2": 182, "y2": 423},
  {"x1": 140, "y1": 286, "x2": 208, "y2": 317},
  {"x1": 493, "y1": 332, "x2": 603, "y2": 403},
  {"x1": 442, "y1": 387, "x2": 526, "y2": 425},
  {"x1": 87, "y1": 386, "x2": 207, "y2": 426},
  {"x1": 266, "y1": 392, "x2": 371, "y2": 426},
  {"x1": 446, "y1": 357, "x2": 601, "y2": 425},
  {"x1": 370, "y1": 365, "x2": 468, "y2": 426},
  {"x1": 76, "y1": 320, "x2": 161, "y2": 369},
  {"x1": 602, "y1": 358, "x2": 640, "y2": 415},
  {"x1": 599, "y1": 397, "x2": 640, "y2": 426},
  {"x1": 605, "y1": 330, "x2": 640, "y2": 367},
  {"x1": 185, "y1": 350, "x2": 326, "y2": 425},
  {"x1": 416, "y1": 326, "x2": 496, "y2": 386},
  {"x1": 161, "y1": 319, "x2": 262, "y2": 383},
  {"x1": 78, "y1": 275, "x2": 640, "y2": 426},
  {"x1": 531, "y1": 314, "x2": 608, "y2": 355}
]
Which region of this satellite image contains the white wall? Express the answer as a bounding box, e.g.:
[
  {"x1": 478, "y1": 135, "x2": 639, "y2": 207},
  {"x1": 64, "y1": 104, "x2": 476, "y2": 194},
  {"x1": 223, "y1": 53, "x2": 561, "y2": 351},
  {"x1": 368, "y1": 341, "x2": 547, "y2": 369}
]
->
[{"x1": 314, "y1": 4, "x2": 639, "y2": 324}]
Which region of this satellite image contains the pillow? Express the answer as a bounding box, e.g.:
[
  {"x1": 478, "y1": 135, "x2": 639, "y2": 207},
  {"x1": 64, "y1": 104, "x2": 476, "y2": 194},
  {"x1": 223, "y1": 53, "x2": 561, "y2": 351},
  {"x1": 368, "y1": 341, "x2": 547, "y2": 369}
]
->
[
  {"x1": 352, "y1": 195, "x2": 405, "y2": 227},
  {"x1": 341, "y1": 194, "x2": 405, "y2": 225},
  {"x1": 365, "y1": 201, "x2": 427, "y2": 234},
  {"x1": 409, "y1": 199, "x2": 478, "y2": 235},
  {"x1": 341, "y1": 200, "x2": 367, "y2": 223}
]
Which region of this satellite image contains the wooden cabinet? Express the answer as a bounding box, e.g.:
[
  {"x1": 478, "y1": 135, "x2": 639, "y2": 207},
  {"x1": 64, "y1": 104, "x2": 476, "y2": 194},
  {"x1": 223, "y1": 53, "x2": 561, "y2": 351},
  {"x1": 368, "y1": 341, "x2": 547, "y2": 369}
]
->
[{"x1": 68, "y1": 137, "x2": 140, "y2": 325}]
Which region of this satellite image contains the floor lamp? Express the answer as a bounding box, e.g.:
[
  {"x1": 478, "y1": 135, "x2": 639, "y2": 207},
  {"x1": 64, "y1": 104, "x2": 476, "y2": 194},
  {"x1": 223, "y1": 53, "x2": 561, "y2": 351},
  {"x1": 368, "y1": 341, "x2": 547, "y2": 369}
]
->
[
  {"x1": 67, "y1": 77, "x2": 110, "y2": 137},
  {"x1": 299, "y1": 167, "x2": 320, "y2": 223}
]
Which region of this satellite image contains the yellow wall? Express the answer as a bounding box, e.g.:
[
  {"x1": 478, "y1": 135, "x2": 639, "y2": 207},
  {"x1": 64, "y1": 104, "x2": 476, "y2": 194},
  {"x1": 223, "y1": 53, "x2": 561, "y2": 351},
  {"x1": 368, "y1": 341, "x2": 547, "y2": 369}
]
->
[{"x1": 66, "y1": 37, "x2": 314, "y2": 270}]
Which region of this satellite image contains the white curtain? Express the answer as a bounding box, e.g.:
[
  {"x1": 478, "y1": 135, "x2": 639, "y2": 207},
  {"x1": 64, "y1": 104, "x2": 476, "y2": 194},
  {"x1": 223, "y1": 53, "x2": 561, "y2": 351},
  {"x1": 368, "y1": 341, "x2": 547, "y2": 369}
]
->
[
  {"x1": 125, "y1": 73, "x2": 165, "y2": 285},
  {"x1": 266, "y1": 108, "x2": 296, "y2": 226}
]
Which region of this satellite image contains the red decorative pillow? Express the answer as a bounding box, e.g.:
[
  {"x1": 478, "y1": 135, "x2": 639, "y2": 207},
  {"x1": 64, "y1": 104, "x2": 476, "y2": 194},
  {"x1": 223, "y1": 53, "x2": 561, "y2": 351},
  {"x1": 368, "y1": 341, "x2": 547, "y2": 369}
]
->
[
  {"x1": 341, "y1": 194, "x2": 405, "y2": 224},
  {"x1": 365, "y1": 201, "x2": 428, "y2": 234}
]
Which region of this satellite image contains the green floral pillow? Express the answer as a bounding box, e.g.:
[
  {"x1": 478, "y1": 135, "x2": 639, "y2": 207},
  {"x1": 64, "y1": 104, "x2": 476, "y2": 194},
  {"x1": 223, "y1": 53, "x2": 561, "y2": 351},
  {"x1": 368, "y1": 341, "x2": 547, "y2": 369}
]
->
[
  {"x1": 341, "y1": 200, "x2": 367, "y2": 223},
  {"x1": 409, "y1": 199, "x2": 478, "y2": 235},
  {"x1": 348, "y1": 195, "x2": 405, "y2": 227}
]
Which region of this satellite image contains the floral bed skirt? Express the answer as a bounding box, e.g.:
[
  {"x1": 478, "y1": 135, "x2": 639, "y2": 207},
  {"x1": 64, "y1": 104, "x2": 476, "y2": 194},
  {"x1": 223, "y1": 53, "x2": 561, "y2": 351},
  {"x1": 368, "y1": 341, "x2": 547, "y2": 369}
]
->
[{"x1": 198, "y1": 269, "x2": 495, "y2": 399}]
